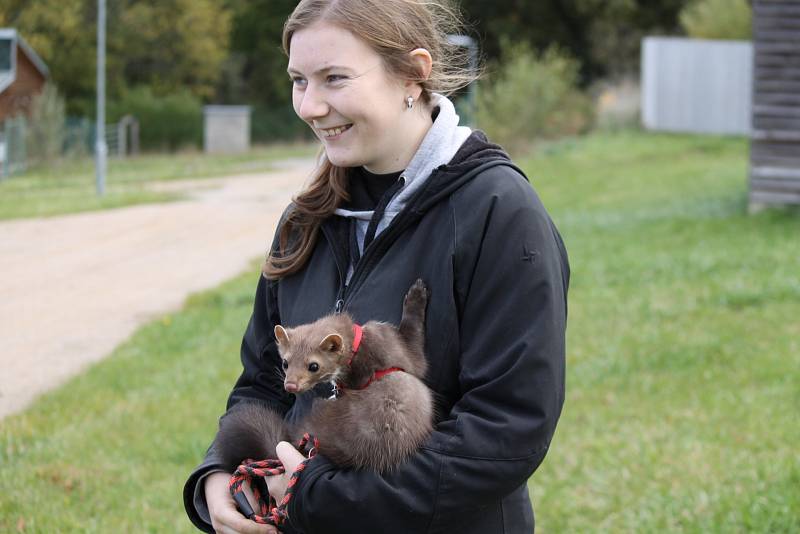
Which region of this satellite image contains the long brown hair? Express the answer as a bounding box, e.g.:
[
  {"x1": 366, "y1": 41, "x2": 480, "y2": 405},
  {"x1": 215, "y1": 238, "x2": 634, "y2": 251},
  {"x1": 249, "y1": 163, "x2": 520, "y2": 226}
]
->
[{"x1": 263, "y1": 0, "x2": 477, "y2": 279}]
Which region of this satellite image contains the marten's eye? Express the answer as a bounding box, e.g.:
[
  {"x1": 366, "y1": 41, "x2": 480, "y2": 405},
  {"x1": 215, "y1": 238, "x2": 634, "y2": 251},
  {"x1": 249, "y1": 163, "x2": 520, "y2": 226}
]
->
[
  {"x1": 282, "y1": 359, "x2": 288, "y2": 370},
  {"x1": 308, "y1": 362, "x2": 320, "y2": 373}
]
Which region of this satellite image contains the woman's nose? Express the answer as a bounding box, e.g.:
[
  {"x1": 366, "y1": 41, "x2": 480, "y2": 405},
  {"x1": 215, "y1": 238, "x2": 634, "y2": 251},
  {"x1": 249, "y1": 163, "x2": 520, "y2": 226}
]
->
[{"x1": 296, "y1": 85, "x2": 329, "y2": 122}]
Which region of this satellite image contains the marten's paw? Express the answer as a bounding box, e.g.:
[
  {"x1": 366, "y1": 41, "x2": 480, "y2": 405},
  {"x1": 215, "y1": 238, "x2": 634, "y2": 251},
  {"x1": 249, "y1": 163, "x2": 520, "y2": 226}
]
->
[{"x1": 404, "y1": 279, "x2": 429, "y2": 312}]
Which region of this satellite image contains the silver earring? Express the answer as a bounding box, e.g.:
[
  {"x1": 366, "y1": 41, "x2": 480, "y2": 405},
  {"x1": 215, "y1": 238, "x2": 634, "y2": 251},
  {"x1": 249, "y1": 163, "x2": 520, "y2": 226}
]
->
[{"x1": 406, "y1": 96, "x2": 414, "y2": 110}]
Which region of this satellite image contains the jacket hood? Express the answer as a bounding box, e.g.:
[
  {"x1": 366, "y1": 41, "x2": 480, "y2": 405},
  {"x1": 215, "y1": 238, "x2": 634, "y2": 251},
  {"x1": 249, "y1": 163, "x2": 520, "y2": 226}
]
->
[
  {"x1": 333, "y1": 94, "x2": 516, "y2": 248},
  {"x1": 324, "y1": 94, "x2": 521, "y2": 284},
  {"x1": 334, "y1": 93, "x2": 470, "y2": 226},
  {"x1": 412, "y1": 129, "x2": 516, "y2": 213}
]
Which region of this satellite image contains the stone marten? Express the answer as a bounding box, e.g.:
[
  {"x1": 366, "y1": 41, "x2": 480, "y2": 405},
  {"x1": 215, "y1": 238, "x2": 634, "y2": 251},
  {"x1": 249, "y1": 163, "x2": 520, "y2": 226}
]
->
[{"x1": 216, "y1": 279, "x2": 433, "y2": 473}]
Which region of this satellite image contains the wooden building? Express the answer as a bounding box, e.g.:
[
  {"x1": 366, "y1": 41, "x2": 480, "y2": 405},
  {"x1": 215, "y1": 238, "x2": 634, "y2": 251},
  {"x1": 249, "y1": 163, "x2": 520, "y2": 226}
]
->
[
  {"x1": 0, "y1": 29, "x2": 49, "y2": 122},
  {"x1": 749, "y1": 1, "x2": 800, "y2": 209}
]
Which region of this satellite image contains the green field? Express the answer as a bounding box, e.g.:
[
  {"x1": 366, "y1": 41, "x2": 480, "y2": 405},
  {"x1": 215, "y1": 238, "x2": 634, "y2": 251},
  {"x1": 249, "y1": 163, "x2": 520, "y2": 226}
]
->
[
  {"x1": 524, "y1": 133, "x2": 800, "y2": 532},
  {"x1": 1, "y1": 131, "x2": 798, "y2": 532},
  {"x1": 0, "y1": 143, "x2": 316, "y2": 221}
]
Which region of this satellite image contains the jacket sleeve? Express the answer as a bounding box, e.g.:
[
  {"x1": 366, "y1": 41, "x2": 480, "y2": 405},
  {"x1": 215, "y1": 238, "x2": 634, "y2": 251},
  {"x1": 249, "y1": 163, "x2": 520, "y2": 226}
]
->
[
  {"x1": 182, "y1": 272, "x2": 295, "y2": 533},
  {"x1": 286, "y1": 169, "x2": 569, "y2": 533}
]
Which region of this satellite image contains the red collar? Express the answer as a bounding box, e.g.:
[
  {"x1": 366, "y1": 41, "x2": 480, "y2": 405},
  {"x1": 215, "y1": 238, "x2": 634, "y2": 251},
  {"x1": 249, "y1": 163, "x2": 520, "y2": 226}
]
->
[
  {"x1": 338, "y1": 367, "x2": 405, "y2": 393},
  {"x1": 338, "y1": 325, "x2": 404, "y2": 392},
  {"x1": 345, "y1": 323, "x2": 363, "y2": 367},
  {"x1": 352, "y1": 367, "x2": 404, "y2": 390},
  {"x1": 352, "y1": 323, "x2": 363, "y2": 354}
]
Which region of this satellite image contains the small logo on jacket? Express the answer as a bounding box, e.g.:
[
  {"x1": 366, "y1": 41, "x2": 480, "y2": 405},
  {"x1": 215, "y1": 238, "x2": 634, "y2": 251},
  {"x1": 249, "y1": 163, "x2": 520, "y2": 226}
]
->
[{"x1": 522, "y1": 244, "x2": 539, "y2": 264}]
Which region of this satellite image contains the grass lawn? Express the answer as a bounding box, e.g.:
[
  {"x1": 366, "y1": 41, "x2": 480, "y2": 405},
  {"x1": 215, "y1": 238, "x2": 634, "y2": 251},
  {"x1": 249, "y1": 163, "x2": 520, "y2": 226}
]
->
[
  {"x1": 0, "y1": 143, "x2": 316, "y2": 221},
  {"x1": 1, "y1": 130, "x2": 798, "y2": 532},
  {"x1": 523, "y1": 132, "x2": 800, "y2": 532}
]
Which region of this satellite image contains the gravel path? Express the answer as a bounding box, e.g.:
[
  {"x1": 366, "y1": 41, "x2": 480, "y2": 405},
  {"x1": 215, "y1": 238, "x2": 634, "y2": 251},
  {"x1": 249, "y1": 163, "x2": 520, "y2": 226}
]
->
[{"x1": 0, "y1": 160, "x2": 314, "y2": 419}]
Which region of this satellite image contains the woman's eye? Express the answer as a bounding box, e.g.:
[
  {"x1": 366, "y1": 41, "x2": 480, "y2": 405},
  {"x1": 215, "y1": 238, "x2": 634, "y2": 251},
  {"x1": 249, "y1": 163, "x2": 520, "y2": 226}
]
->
[
  {"x1": 326, "y1": 74, "x2": 346, "y2": 83},
  {"x1": 308, "y1": 362, "x2": 320, "y2": 373},
  {"x1": 282, "y1": 360, "x2": 289, "y2": 370},
  {"x1": 291, "y1": 77, "x2": 307, "y2": 88}
]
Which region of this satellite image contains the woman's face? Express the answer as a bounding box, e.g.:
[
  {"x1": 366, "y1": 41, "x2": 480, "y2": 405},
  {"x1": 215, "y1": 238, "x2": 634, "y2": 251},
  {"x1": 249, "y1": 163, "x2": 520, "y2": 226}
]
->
[{"x1": 288, "y1": 22, "x2": 418, "y2": 173}]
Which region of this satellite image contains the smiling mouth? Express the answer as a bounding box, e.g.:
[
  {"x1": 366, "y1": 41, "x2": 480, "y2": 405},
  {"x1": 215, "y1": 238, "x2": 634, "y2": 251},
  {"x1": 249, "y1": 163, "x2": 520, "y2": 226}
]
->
[{"x1": 319, "y1": 124, "x2": 353, "y2": 138}]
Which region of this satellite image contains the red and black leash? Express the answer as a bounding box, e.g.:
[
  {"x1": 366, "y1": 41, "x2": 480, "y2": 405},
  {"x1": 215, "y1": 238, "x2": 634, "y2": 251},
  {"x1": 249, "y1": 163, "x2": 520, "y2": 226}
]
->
[{"x1": 228, "y1": 433, "x2": 320, "y2": 527}]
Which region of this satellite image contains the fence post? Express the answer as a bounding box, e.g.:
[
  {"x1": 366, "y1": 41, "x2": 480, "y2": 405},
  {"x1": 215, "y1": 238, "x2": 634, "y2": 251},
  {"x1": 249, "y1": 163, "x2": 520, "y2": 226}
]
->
[
  {"x1": 95, "y1": 0, "x2": 107, "y2": 195},
  {"x1": 117, "y1": 119, "x2": 126, "y2": 157}
]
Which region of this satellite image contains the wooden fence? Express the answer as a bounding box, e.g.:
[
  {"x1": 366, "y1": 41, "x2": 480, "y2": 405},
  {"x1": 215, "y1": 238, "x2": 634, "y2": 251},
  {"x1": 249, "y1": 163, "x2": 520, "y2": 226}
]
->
[{"x1": 749, "y1": 0, "x2": 800, "y2": 208}]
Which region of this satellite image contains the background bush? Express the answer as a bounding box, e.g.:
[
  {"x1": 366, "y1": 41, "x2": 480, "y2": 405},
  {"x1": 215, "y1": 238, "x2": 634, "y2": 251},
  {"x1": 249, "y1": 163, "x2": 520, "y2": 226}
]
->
[
  {"x1": 680, "y1": 0, "x2": 752, "y2": 40},
  {"x1": 476, "y1": 44, "x2": 593, "y2": 155},
  {"x1": 251, "y1": 104, "x2": 313, "y2": 144},
  {"x1": 109, "y1": 87, "x2": 202, "y2": 152},
  {"x1": 24, "y1": 83, "x2": 66, "y2": 165}
]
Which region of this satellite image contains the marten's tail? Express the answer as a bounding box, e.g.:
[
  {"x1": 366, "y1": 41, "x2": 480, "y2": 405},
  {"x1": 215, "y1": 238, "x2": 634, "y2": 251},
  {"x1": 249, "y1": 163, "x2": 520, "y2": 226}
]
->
[{"x1": 216, "y1": 402, "x2": 287, "y2": 472}]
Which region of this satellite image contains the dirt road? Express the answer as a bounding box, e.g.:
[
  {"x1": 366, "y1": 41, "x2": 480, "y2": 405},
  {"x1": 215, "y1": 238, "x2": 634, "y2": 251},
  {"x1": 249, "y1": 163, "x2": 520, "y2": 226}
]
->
[{"x1": 0, "y1": 160, "x2": 314, "y2": 419}]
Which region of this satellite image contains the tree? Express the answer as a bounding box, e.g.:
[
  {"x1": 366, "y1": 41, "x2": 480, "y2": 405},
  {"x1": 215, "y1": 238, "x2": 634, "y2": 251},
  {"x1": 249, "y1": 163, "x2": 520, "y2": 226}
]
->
[
  {"x1": 222, "y1": 0, "x2": 297, "y2": 106},
  {"x1": 1, "y1": 0, "x2": 100, "y2": 115},
  {"x1": 1, "y1": 0, "x2": 231, "y2": 115},
  {"x1": 216, "y1": 0, "x2": 308, "y2": 141},
  {"x1": 113, "y1": 0, "x2": 231, "y2": 101},
  {"x1": 459, "y1": 0, "x2": 693, "y2": 83},
  {"x1": 680, "y1": 0, "x2": 752, "y2": 40}
]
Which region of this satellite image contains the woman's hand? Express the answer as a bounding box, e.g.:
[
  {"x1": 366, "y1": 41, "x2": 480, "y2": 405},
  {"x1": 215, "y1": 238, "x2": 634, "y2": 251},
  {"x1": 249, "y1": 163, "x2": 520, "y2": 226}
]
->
[
  {"x1": 266, "y1": 442, "x2": 306, "y2": 505},
  {"x1": 205, "y1": 471, "x2": 278, "y2": 534}
]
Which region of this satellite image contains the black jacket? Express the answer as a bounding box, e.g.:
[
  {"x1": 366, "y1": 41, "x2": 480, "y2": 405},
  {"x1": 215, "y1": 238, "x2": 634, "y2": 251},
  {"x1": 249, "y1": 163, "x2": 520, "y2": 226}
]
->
[{"x1": 184, "y1": 132, "x2": 570, "y2": 533}]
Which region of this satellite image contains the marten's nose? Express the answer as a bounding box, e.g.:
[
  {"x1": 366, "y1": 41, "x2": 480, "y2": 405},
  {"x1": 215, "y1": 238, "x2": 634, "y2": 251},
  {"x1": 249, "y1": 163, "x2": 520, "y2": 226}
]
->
[{"x1": 285, "y1": 382, "x2": 299, "y2": 393}]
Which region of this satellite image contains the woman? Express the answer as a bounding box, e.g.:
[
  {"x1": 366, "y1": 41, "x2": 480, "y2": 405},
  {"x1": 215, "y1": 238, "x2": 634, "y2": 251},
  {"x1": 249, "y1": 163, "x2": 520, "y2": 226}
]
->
[{"x1": 184, "y1": 1, "x2": 569, "y2": 532}]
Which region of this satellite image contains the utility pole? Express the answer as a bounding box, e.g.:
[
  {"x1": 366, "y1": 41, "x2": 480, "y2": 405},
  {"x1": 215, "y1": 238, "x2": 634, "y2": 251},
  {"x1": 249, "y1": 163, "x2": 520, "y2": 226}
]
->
[
  {"x1": 446, "y1": 34, "x2": 478, "y2": 126},
  {"x1": 95, "y1": 0, "x2": 107, "y2": 196}
]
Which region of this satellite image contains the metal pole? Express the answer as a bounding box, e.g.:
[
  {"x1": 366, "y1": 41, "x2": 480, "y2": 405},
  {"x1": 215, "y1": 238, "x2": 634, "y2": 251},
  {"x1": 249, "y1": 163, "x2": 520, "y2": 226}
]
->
[
  {"x1": 446, "y1": 34, "x2": 478, "y2": 126},
  {"x1": 95, "y1": 0, "x2": 107, "y2": 196}
]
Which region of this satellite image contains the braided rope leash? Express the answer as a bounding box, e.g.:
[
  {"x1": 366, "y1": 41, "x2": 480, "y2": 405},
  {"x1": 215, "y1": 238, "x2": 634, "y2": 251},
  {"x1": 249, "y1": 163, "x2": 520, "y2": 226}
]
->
[{"x1": 229, "y1": 434, "x2": 319, "y2": 527}]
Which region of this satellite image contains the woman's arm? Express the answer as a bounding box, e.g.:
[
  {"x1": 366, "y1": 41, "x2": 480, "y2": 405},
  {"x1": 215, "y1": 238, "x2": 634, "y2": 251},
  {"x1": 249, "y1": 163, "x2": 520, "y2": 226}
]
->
[
  {"x1": 183, "y1": 273, "x2": 295, "y2": 533},
  {"x1": 285, "y1": 169, "x2": 570, "y2": 533}
]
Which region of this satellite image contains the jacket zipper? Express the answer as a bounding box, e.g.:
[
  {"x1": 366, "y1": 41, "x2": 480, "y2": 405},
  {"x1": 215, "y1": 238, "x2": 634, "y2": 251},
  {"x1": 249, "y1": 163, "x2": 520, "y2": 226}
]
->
[
  {"x1": 338, "y1": 204, "x2": 423, "y2": 311},
  {"x1": 321, "y1": 224, "x2": 348, "y2": 314},
  {"x1": 322, "y1": 161, "x2": 509, "y2": 314},
  {"x1": 320, "y1": 198, "x2": 421, "y2": 315}
]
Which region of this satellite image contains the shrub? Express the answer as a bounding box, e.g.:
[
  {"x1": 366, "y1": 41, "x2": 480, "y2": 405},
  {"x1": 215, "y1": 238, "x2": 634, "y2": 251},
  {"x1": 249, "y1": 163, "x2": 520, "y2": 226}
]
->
[
  {"x1": 25, "y1": 83, "x2": 66, "y2": 165},
  {"x1": 475, "y1": 44, "x2": 593, "y2": 155},
  {"x1": 109, "y1": 87, "x2": 202, "y2": 151},
  {"x1": 251, "y1": 104, "x2": 314, "y2": 143},
  {"x1": 62, "y1": 117, "x2": 92, "y2": 159},
  {"x1": 592, "y1": 77, "x2": 641, "y2": 131},
  {"x1": 680, "y1": 0, "x2": 752, "y2": 40}
]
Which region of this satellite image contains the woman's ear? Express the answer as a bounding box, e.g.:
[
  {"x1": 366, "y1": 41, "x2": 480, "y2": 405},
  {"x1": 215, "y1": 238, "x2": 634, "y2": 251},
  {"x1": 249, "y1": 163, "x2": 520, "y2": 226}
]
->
[{"x1": 406, "y1": 48, "x2": 433, "y2": 94}]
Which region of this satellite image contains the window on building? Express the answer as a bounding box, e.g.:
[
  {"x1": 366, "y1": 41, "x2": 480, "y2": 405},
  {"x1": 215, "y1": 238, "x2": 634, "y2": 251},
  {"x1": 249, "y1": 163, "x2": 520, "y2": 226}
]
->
[{"x1": 0, "y1": 39, "x2": 12, "y2": 72}]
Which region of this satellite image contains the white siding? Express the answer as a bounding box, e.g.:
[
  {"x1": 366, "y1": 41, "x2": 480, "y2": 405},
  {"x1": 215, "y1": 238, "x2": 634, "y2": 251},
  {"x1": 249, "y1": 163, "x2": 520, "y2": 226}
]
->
[
  {"x1": 641, "y1": 37, "x2": 753, "y2": 135},
  {"x1": 204, "y1": 106, "x2": 251, "y2": 154}
]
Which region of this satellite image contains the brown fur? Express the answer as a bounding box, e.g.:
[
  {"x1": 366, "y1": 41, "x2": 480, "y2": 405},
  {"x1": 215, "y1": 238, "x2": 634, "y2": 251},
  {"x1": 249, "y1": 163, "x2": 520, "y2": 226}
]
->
[
  {"x1": 216, "y1": 279, "x2": 433, "y2": 473},
  {"x1": 216, "y1": 402, "x2": 288, "y2": 472}
]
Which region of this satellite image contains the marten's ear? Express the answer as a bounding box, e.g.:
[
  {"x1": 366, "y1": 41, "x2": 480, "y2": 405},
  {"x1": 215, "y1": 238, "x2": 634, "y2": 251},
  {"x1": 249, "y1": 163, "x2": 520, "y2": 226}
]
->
[
  {"x1": 319, "y1": 333, "x2": 344, "y2": 353},
  {"x1": 274, "y1": 325, "x2": 290, "y2": 345}
]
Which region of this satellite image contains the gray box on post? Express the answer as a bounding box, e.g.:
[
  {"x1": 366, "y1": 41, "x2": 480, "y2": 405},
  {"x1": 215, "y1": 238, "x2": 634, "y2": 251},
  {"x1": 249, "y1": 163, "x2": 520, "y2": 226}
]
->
[{"x1": 204, "y1": 105, "x2": 252, "y2": 154}]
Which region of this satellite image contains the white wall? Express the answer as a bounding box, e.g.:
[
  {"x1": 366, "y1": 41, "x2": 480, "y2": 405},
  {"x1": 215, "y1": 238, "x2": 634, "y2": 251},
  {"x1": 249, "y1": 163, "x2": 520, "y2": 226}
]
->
[
  {"x1": 204, "y1": 106, "x2": 251, "y2": 154},
  {"x1": 641, "y1": 37, "x2": 753, "y2": 135}
]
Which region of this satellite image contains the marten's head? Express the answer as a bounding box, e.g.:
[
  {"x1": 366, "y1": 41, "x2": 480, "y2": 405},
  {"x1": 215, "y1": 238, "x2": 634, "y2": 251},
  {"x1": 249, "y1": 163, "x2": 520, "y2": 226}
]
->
[{"x1": 274, "y1": 314, "x2": 354, "y2": 394}]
